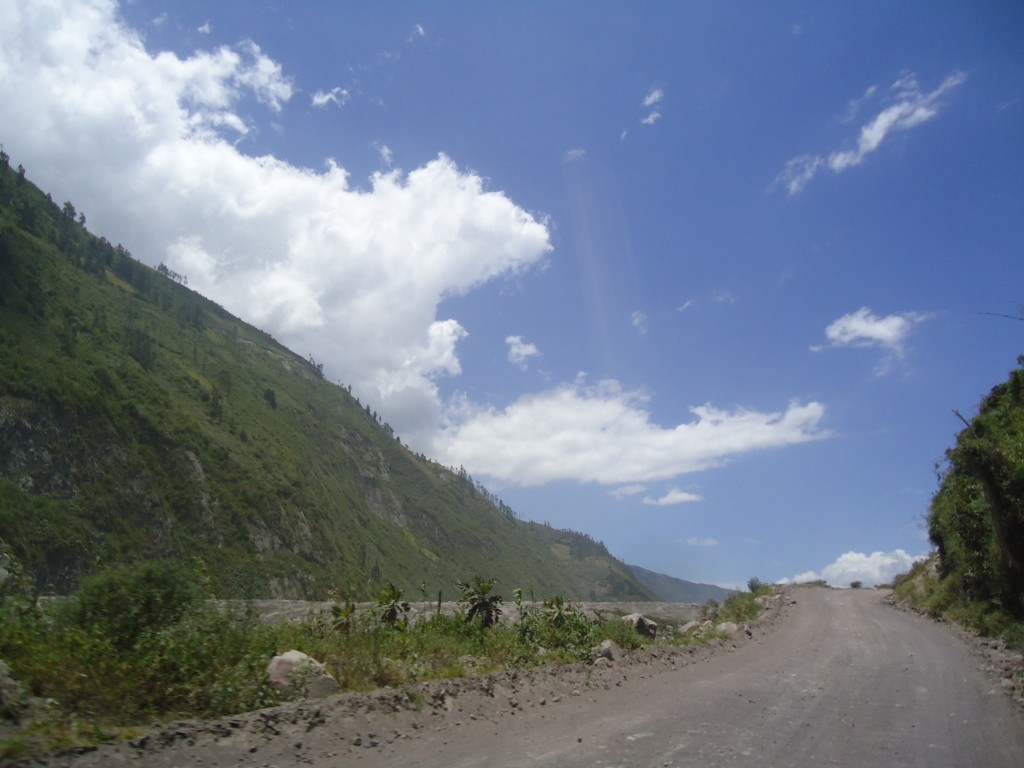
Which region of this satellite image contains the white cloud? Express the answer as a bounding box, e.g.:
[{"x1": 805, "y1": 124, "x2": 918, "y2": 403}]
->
[
  {"x1": 812, "y1": 307, "x2": 932, "y2": 374},
  {"x1": 610, "y1": 484, "x2": 646, "y2": 499},
  {"x1": 0, "y1": 0, "x2": 551, "y2": 448},
  {"x1": 506, "y1": 335, "x2": 541, "y2": 370},
  {"x1": 234, "y1": 41, "x2": 293, "y2": 113},
  {"x1": 644, "y1": 489, "x2": 703, "y2": 506},
  {"x1": 639, "y1": 88, "x2": 663, "y2": 125},
  {"x1": 677, "y1": 299, "x2": 697, "y2": 313},
  {"x1": 643, "y1": 88, "x2": 663, "y2": 108},
  {"x1": 563, "y1": 147, "x2": 586, "y2": 163},
  {"x1": 788, "y1": 549, "x2": 926, "y2": 588},
  {"x1": 684, "y1": 536, "x2": 718, "y2": 547},
  {"x1": 711, "y1": 291, "x2": 736, "y2": 305},
  {"x1": 776, "y1": 70, "x2": 966, "y2": 194},
  {"x1": 375, "y1": 142, "x2": 394, "y2": 166},
  {"x1": 408, "y1": 23, "x2": 426, "y2": 41},
  {"x1": 435, "y1": 375, "x2": 828, "y2": 487},
  {"x1": 814, "y1": 307, "x2": 928, "y2": 350},
  {"x1": 630, "y1": 310, "x2": 649, "y2": 335},
  {"x1": 311, "y1": 86, "x2": 350, "y2": 108},
  {"x1": 198, "y1": 20, "x2": 211, "y2": 35},
  {"x1": 839, "y1": 84, "x2": 878, "y2": 124}
]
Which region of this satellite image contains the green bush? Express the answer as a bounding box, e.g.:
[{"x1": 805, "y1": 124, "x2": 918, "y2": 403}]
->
[
  {"x1": 515, "y1": 596, "x2": 596, "y2": 662},
  {"x1": 595, "y1": 615, "x2": 647, "y2": 650},
  {"x1": 71, "y1": 560, "x2": 201, "y2": 651}
]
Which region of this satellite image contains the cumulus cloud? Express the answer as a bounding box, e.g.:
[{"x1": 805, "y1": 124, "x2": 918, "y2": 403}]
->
[
  {"x1": 506, "y1": 335, "x2": 541, "y2": 370},
  {"x1": 198, "y1": 20, "x2": 211, "y2": 35},
  {"x1": 435, "y1": 375, "x2": 828, "y2": 487},
  {"x1": 644, "y1": 489, "x2": 703, "y2": 506},
  {"x1": 0, "y1": 0, "x2": 551, "y2": 447},
  {"x1": 812, "y1": 307, "x2": 932, "y2": 374},
  {"x1": 311, "y1": 86, "x2": 350, "y2": 108},
  {"x1": 787, "y1": 549, "x2": 926, "y2": 588},
  {"x1": 776, "y1": 70, "x2": 966, "y2": 194}
]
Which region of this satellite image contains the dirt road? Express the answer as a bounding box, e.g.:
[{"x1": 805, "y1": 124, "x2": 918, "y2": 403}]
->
[{"x1": 31, "y1": 588, "x2": 1024, "y2": 767}]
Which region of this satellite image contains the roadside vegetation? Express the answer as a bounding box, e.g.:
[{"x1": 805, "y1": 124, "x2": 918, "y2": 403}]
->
[
  {"x1": 894, "y1": 358, "x2": 1024, "y2": 651},
  {"x1": 0, "y1": 554, "x2": 773, "y2": 759}
]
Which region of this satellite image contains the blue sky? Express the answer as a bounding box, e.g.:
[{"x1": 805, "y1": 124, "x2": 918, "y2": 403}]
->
[{"x1": 2, "y1": 1, "x2": 1022, "y2": 588}]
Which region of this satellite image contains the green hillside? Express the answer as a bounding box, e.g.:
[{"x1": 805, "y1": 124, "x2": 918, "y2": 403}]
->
[
  {"x1": 923, "y1": 358, "x2": 1024, "y2": 624},
  {"x1": 0, "y1": 153, "x2": 654, "y2": 602}
]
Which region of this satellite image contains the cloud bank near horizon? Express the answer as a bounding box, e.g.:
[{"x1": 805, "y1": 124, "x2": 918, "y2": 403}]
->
[{"x1": 784, "y1": 549, "x2": 927, "y2": 588}]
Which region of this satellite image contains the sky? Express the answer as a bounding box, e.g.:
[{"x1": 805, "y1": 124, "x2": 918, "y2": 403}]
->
[{"x1": 2, "y1": 0, "x2": 1022, "y2": 589}]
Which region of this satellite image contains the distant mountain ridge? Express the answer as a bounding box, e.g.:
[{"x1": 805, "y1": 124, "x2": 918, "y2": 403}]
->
[
  {"x1": 0, "y1": 158, "x2": 656, "y2": 602},
  {"x1": 628, "y1": 564, "x2": 735, "y2": 603}
]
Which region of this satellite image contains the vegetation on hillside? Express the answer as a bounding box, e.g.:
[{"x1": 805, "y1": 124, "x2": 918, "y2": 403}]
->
[
  {"x1": 0, "y1": 152, "x2": 653, "y2": 602},
  {"x1": 895, "y1": 358, "x2": 1024, "y2": 646}
]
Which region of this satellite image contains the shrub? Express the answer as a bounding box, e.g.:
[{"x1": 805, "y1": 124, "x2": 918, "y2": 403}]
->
[
  {"x1": 596, "y1": 615, "x2": 647, "y2": 651},
  {"x1": 516, "y1": 596, "x2": 596, "y2": 662},
  {"x1": 71, "y1": 560, "x2": 201, "y2": 651}
]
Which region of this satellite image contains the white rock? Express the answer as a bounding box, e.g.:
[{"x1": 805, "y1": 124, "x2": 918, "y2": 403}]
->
[{"x1": 266, "y1": 650, "x2": 339, "y2": 699}]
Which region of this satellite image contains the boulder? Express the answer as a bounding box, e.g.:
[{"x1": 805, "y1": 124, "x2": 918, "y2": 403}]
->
[
  {"x1": 680, "y1": 620, "x2": 701, "y2": 636},
  {"x1": 595, "y1": 639, "x2": 622, "y2": 662},
  {"x1": 622, "y1": 613, "x2": 658, "y2": 638},
  {"x1": 715, "y1": 621, "x2": 739, "y2": 636},
  {"x1": 266, "y1": 650, "x2": 339, "y2": 699}
]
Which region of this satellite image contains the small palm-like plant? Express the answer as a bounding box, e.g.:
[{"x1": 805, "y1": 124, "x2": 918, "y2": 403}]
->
[
  {"x1": 458, "y1": 576, "x2": 503, "y2": 629},
  {"x1": 331, "y1": 599, "x2": 357, "y2": 634},
  {"x1": 376, "y1": 582, "x2": 410, "y2": 630}
]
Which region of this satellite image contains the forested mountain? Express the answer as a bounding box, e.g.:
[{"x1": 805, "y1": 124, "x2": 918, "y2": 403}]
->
[{"x1": 0, "y1": 154, "x2": 655, "y2": 601}]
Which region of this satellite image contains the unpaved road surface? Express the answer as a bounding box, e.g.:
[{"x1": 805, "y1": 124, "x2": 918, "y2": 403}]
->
[{"x1": 28, "y1": 588, "x2": 1024, "y2": 767}]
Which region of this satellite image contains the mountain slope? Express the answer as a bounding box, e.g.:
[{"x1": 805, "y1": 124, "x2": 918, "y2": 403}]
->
[
  {"x1": 0, "y1": 157, "x2": 655, "y2": 601},
  {"x1": 628, "y1": 564, "x2": 734, "y2": 603}
]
